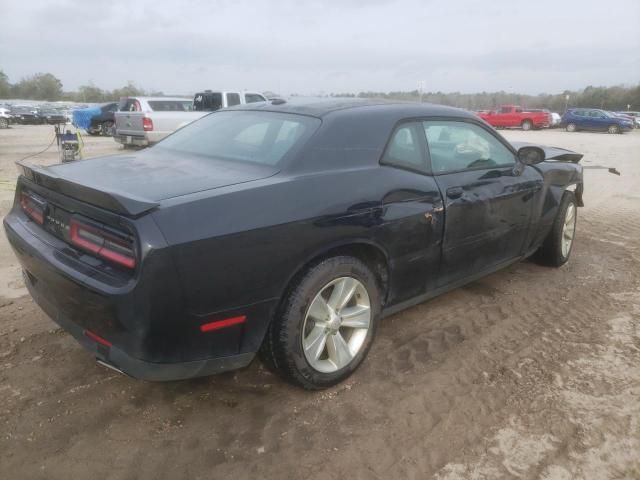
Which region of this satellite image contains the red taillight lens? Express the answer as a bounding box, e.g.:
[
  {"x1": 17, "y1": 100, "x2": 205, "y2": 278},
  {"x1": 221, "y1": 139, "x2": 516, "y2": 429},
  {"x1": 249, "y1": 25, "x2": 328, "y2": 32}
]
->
[
  {"x1": 20, "y1": 191, "x2": 45, "y2": 224},
  {"x1": 70, "y1": 219, "x2": 136, "y2": 269},
  {"x1": 143, "y1": 117, "x2": 153, "y2": 131}
]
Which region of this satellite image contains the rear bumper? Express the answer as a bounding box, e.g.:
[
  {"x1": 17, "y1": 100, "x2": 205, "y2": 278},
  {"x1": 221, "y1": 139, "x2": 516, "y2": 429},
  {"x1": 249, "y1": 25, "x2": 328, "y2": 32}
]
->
[
  {"x1": 4, "y1": 210, "x2": 261, "y2": 381},
  {"x1": 114, "y1": 134, "x2": 149, "y2": 146},
  {"x1": 26, "y1": 279, "x2": 254, "y2": 381}
]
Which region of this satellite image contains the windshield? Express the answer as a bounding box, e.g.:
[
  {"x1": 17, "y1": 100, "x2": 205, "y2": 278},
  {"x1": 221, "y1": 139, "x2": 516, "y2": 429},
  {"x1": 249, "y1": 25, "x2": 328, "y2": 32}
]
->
[
  {"x1": 155, "y1": 111, "x2": 320, "y2": 166},
  {"x1": 147, "y1": 100, "x2": 193, "y2": 112}
]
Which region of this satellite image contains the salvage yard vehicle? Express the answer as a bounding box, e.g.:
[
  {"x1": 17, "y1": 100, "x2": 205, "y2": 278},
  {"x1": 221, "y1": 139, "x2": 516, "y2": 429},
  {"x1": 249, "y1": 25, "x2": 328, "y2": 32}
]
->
[
  {"x1": 477, "y1": 105, "x2": 551, "y2": 130},
  {"x1": 36, "y1": 108, "x2": 68, "y2": 125},
  {"x1": 561, "y1": 108, "x2": 634, "y2": 133},
  {"x1": 0, "y1": 107, "x2": 12, "y2": 128},
  {"x1": 114, "y1": 96, "x2": 205, "y2": 147},
  {"x1": 193, "y1": 90, "x2": 267, "y2": 111},
  {"x1": 86, "y1": 102, "x2": 118, "y2": 136},
  {"x1": 4, "y1": 99, "x2": 584, "y2": 389},
  {"x1": 9, "y1": 105, "x2": 41, "y2": 124}
]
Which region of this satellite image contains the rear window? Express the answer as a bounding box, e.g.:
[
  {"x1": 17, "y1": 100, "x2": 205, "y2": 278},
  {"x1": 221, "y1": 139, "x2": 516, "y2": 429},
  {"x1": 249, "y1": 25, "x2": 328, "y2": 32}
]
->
[
  {"x1": 245, "y1": 93, "x2": 266, "y2": 104},
  {"x1": 147, "y1": 100, "x2": 193, "y2": 112},
  {"x1": 155, "y1": 111, "x2": 320, "y2": 166},
  {"x1": 194, "y1": 92, "x2": 222, "y2": 111}
]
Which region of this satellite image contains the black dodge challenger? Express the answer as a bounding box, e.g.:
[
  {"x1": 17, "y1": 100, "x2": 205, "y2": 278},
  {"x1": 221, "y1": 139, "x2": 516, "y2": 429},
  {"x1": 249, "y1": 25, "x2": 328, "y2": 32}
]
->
[{"x1": 4, "y1": 100, "x2": 584, "y2": 389}]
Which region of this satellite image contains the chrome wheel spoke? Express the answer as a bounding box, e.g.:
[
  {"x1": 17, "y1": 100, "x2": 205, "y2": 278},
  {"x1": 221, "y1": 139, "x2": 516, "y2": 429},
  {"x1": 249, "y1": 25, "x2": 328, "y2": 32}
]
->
[
  {"x1": 340, "y1": 305, "x2": 371, "y2": 329},
  {"x1": 302, "y1": 276, "x2": 371, "y2": 373},
  {"x1": 304, "y1": 326, "x2": 328, "y2": 361},
  {"x1": 328, "y1": 277, "x2": 358, "y2": 312},
  {"x1": 307, "y1": 295, "x2": 331, "y2": 322},
  {"x1": 326, "y1": 332, "x2": 352, "y2": 369}
]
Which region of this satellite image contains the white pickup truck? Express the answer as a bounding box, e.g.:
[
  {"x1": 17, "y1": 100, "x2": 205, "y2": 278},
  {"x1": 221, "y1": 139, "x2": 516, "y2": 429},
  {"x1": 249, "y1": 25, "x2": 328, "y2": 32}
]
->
[{"x1": 114, "y1": 91, "x2": 268, "y2": 147}]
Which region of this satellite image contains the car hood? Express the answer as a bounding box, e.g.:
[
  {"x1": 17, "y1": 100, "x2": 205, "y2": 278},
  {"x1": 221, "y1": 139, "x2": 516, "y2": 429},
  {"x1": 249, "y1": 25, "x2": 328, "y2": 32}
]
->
[{"x1": 25, "y1": 149, "x2": 278, "y2": 216}]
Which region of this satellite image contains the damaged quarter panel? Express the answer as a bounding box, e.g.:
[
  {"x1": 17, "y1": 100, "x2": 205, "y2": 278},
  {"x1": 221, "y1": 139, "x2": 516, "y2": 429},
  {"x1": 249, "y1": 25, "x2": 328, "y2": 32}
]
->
[{"x1": 527, "y1": 161, "x2": 584, "y2": 251}]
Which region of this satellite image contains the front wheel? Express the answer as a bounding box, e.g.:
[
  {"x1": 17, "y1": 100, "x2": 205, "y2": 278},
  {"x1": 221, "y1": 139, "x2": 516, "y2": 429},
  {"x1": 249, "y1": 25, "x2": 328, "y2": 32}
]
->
[
  {"x1": 534, "y1": 192, "x2": 577, "y2": 267},
  {"x1": 0, "y1": 118, "x2": 8, "y2": 129},
  {"x1": 521, "y1": 120, "x2": 533, "y2": 131},
  {"x1": 607, "y1": 124, "x2": 620, "y2": 134},
  {"x1": 260, "y1": 256, "x2": 380, "y2": 389},
  {"x1": 566, "y1": 123, "x2": 577, "y2": 132}
]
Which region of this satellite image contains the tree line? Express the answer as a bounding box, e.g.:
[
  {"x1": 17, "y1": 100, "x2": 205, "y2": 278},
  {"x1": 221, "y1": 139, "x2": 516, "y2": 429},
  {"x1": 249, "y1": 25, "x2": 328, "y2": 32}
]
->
[
  {"x1": 0, "y1": 70, "x2": 157, "y2": 103},
  {"x1": 332, "y1": 84, "x2": 640, "y2": 112},
  {"x1": 1, "y1": 68, "x2": 638, "y2": 112}
]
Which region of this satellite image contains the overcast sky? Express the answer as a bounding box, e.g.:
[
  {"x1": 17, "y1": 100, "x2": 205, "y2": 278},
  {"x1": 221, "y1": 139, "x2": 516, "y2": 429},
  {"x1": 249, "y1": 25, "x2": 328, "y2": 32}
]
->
[{"x1": 1, "y1": 0, "x2": 638, "y2": 95}]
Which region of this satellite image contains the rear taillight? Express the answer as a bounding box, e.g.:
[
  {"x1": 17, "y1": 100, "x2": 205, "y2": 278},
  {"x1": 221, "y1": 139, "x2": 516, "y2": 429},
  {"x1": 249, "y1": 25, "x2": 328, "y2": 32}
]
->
[
  {"x1": 143, "y1": 117, "x2": 153, "y2": 131},
  {"x1": 20, "y1": 191, "x2": 45, "y2": 224},
  {"x1": 70, "y1": 219, "x2": 136, "y2": 269}
]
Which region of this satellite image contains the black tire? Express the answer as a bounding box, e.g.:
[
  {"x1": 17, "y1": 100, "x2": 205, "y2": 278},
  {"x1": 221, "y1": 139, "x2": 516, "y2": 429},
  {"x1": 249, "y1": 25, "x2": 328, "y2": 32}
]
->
[
  {"x1": 534, "y1": 192, "x2": 577, "y2": 267},
  {"x1": 101, "y1": 121, "x2": 114, "y2": 136},
  {"x1": 260, "y1": 256, "x2": 381, "y2": 389},
  {"x1": 607, "y1": 124, "x2": 620, "y2": 134},
  {"x1": 0, "y1": 118, "x2": 8, "y2": 129},
  {"x1": 521, "y1": 120, "x2": 533, "y2": 131},
  {"x1": 566, "y1": 123, "x2": 577, "y2": 132}
]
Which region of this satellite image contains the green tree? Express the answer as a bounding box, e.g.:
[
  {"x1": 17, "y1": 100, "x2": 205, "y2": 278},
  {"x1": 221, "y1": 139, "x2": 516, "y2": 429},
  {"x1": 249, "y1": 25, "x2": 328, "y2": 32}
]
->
[
  {"x1": 77, "y1": 83, "x2": 106, "y2": 103},
  {"x1": 110, "y1": 81, "x2": 145, "y2": 100},
  {"x1": 13, "y1": 73, "x2": 63, "y2": 100},
  {"x1": 0, "y1": 70, "x2": 11, "y2": 99}
]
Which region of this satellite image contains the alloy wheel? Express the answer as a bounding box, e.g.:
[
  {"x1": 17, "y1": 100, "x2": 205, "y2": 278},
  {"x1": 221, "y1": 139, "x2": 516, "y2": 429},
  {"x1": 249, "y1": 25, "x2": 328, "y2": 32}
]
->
[
  {"x1": 302, "y1": 276, "x2": 371, "y2": 373},
  {"x1": 561, "y1": 203, "x2": 576, "y2": 258}
]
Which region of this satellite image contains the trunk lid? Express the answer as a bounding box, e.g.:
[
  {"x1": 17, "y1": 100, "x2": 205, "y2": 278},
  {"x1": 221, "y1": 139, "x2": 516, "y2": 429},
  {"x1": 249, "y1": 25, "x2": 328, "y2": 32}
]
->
[
  {"x1": 115, "y1": 111, "x2": 146, "y2": 136},
  {"x1": 20, "y1": 149, "x2": 276, "y2": 216}
]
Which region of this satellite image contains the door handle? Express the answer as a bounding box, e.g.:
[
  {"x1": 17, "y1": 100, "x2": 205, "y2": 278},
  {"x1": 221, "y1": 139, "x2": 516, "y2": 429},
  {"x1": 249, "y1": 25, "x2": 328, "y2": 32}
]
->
[{"x1": 446, "y1": 186, "x2": 464, "y2": 199}]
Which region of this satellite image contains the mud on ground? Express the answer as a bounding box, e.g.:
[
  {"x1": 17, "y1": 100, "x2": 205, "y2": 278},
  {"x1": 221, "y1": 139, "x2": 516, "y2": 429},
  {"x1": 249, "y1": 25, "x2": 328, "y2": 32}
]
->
[{"x1": 1, "y1": 125, "x2": 639, "y2": 479}]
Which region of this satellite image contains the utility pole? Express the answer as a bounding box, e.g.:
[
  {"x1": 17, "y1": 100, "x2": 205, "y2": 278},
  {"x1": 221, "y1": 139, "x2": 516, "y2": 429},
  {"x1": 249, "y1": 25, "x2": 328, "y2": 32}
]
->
[{"x1": 417, "y1": 80, "x2": 426, "y2": 103}]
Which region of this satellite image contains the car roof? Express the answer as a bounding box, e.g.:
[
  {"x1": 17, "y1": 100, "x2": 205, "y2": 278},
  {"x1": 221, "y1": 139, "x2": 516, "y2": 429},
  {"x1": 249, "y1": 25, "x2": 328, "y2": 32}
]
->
[
  {"x1": 127, "y1": 96, "x2": 192, "y2": 101},
  {"x1": 231, "y1": 98, "x2": 476, "y2": 121}
]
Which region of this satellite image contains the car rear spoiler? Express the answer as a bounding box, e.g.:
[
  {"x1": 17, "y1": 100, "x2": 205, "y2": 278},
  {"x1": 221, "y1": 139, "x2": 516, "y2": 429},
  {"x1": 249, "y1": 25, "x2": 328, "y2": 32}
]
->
[
  {"x1": 510, "y1": 142, "x2": 583, "y2": 163},
  {"x1": 17, "y1": 161, "x2": 159, "y2": 217}
]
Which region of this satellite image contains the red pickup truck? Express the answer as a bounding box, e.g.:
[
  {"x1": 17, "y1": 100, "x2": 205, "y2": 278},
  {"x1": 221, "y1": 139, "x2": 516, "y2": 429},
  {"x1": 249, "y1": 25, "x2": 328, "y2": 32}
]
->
[{"x1": 477, "y1": 105, "x2": 550, "y2": 130}]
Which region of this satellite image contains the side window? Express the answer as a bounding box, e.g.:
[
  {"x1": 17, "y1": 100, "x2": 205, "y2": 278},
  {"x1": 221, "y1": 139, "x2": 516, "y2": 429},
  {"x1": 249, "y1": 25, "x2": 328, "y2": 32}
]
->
[
  {"x1": 423, "y1": 121, "x2": 515, "y2": 174},
  {"x1": 226, "y1": 93, "x2": 241, "y2": 107},
  {"x1": 500, "y1": 106, "x2": 511, "y2": 113},
  {"x1": 245, "y1": 93, "x2": 266, "y2": 104},
  {"x1": 381, "y1": 123, "x2": 426, "y2": 170}
]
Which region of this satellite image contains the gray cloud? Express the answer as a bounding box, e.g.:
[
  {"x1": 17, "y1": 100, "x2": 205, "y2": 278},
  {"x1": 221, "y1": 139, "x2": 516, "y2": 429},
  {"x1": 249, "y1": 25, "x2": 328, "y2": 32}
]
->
[{"x1": 1, "y1": 0, "x2": 638, "y2": 95}]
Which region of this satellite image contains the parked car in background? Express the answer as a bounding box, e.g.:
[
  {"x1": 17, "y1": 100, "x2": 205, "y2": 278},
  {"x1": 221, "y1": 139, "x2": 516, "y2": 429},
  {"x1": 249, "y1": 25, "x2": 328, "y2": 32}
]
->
[
  {"x1": 10, "y1": 106, "x2": 41, "y2": 125},
  {"x1": 36, "y1": 108, "x2": 68, "y2": 124},
  {"x1": 193, "y1": 90, "x2": 267, "y2": 111},
  {"x1": 524, "y1": 108, "x2": 561, "y2": 128},
  {"x1": 5, "y1": 99, "x2": 585, "y2": 389},
  {"x1": 0, "y1": 107, "x2": 13, "y2": 128},
  {"x1": 86, "y1": 102, "x2": 119, "y2": 136},
  {"x1": 614, "y1": 111, "x2": 640, "y2": 128},
  {"x1": 477, "y1": 105, "x2": 550, "y2": 130},
  {"x1": 561, "y1": 108, "x2": 634, "y2": 133},
  {"x1": 114, "y1": 96, "x2": 206, "y2": 147}
]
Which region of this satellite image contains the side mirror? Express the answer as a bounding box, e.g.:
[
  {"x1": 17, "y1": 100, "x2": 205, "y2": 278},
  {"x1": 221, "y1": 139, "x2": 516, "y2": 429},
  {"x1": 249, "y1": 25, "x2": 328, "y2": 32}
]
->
[{"x1": 517, "y1": 146, "x2": 545, "y2": 165}]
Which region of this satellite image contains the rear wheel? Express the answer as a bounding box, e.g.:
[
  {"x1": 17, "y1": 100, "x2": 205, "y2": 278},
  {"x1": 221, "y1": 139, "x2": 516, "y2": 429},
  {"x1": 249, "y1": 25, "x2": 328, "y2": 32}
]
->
[
  {"x1": 260, "y1": 256, "x2": 380, "y2": 389},
  {"x1": 521, "y1": 120, "x2": 533, "y2": 131},
  {"x1": 566, "y1": 123, "x2": 577, "y2": 132},
  {"x1": 534, "y1": 192, "x2": 577, "y2": 267},
  {"x1": 0, "y1": 118, "x2": 8, "y2": 129},
  {"x1": 101, "y1": 121, "x2": 114, "y2": 136},
  {"x1": 607, "y1": 124, "x2": 620, "y2": 134}
]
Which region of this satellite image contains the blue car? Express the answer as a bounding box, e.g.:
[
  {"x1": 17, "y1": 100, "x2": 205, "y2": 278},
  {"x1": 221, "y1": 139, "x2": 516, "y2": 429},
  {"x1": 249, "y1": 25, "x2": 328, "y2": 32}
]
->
[{"x1": 561, "y1": 108, "x2": 634, "y2": 134}]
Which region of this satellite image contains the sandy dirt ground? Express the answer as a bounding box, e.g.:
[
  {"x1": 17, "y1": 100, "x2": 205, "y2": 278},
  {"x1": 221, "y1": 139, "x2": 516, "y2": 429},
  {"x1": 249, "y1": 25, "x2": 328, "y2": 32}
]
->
[{"x1": 0, "y1": 124, "x2": 639, "y2": 479}]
